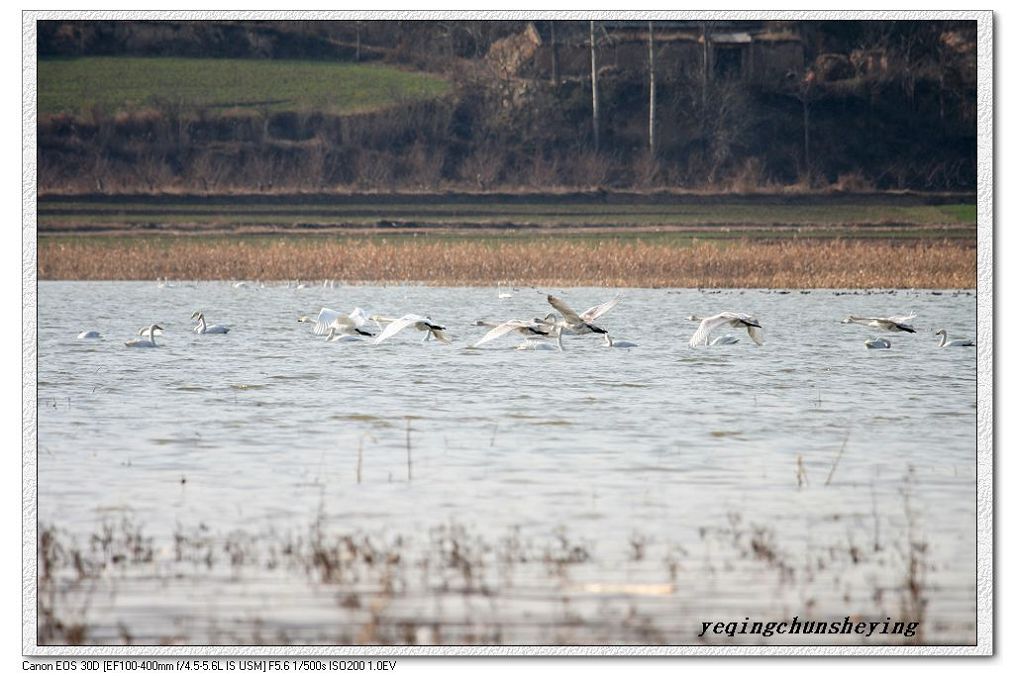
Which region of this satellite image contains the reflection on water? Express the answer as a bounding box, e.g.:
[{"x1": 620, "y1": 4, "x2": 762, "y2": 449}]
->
[{"x1": 37, "y1": 283, "x2": 977, "y2": 645}]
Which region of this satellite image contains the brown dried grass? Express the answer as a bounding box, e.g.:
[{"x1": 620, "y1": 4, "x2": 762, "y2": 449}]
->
[{"x1": 39, "y1": 237, "x2": 975, "y2": 288}]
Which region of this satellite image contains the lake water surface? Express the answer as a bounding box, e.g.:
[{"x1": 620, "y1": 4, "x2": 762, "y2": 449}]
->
[{"x1": 36, "y1": 283, "x2": 977, "y2": 646}]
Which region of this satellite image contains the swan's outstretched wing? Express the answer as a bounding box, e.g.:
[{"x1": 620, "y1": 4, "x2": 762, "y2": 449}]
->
[
  {"x1": 373, "y1": 314, "x2": 426, "y2": 345},
  {"x1": 689, "y1": 314, "x2": 733, "y2": 347},
  {"x1": 581, "y1": 295, "x2": 621, "y2": 322},
  {"x1": 312, "y1": 308, "x2": 343, "y2": 336},
  {"x1": 430, "y1": 328, "x2": 452, "y2": 344},
  {"x1": 348, "y1": 307, "x2": 370, "y2": 328},
  {"x1": 547, "y1": 295, "x2": 583, "y2": 325},
  {"x1": 472, "y1": 320, "x2": 532, "y2": 348},
  {"x1": 888, "y1": 313, "x2": 917, "y2": 324}
]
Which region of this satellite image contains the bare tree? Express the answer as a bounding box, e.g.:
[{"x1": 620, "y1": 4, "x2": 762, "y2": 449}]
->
[{"x1": 648, "y1": 21, "x2": 656, "y2": 156}]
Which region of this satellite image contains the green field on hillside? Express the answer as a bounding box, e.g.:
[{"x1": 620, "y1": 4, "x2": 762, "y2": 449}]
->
[{"x1": 38, "y1": 57, "x2": 451, "y2": 116}]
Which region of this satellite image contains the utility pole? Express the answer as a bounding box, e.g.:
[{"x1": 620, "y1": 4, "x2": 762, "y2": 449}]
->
[
  {"x1": 648, "y1": 21, "x2": 656, "y2": 156},
  {"x1": 550, "y1": 21, "x2": 560, "y2": 87},
  {"x1": 590, "y1": 20, "x2": 600, "y2": 151}
]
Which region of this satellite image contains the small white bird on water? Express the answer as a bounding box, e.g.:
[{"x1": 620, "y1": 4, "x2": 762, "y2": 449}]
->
[
  {"x1": 77, "y1": 330, "x2": 101, "y2": 340},
  {"x1": 688, "y1": 312, "x2": 763, "y2": 347},
  {"x1": 602, "y1": 333, "x2": 637, "y2": 348},
  {"x1": 864, "y1": 337, "x2": 891, "y2": 349},
  {"x1": 841, "y1": 314, "x2": 916, "y2": 333},
  {"x1": 373, "y1": 314, "x2": 451, "y2": 344},
  {"x1": 191, "y1": 311, "x2": 230, "y2": 334},
  {"x1": 126, "y1": 324, "x2": 163, "y2": 348},
  {"x1": 935, "y1": 329, "x2": 974, "y2": 347}
]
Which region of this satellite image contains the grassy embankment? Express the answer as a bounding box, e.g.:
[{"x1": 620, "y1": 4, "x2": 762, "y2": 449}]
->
[{"x1": 38, "y1": 197, "x2": 976, "y2": 287}]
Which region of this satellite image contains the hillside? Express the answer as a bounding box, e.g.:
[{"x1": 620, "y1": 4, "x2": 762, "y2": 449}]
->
[{"x1": 36, "y1": 19, "x2": 977, "y2": 195}]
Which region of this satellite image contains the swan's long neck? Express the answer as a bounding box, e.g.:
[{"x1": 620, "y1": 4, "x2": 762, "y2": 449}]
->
[
  {"x1": 938, "y1": 330, "x2": 947, "y2": 347},
  {"x1": 555, "y1": 327, "x2": 564, "y2": 352},
  {"x1": 148, "y1": 325, "x2": 158, "y2": 345},
  {"x1": 198, "y1": 315, "x2": 207, "y2": 332},
  {"x1": 604, "y1": 333, "x2": 613, "y2": 347}
]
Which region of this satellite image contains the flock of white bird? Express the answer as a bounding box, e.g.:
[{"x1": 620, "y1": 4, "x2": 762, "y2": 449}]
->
[{"x1": 75, "y1": 287, "x2": 974, "y2": 352}]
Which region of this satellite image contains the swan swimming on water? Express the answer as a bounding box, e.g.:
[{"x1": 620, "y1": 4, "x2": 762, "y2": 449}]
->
[
  {"x1": 126, "y1": 324, "x2": 163, "y2": 348},
  {"x1": 373, "y1": 314, "x2": 451, "y2": 344},
  {"x1": 77, "y1": 330, "x2": 101, "y2": 339},
  {"x1": 191, "y1": 312, "x2": 230, "y2": 334},
  {"x1": 864, "y1": 337, "x2": 891, "y2": 349},
  {"x1": 603, "y1": 333, "x2": 637, "y2": 348},
  {"x1": 688, "y1": 312, "x2": 763, "y2": 347},
  {"x1": 841, "y1": 314, "x2": 916, "y2": 333},
  {"x1": 935, "y1": 329, "x2": 974, "y2": 347}
]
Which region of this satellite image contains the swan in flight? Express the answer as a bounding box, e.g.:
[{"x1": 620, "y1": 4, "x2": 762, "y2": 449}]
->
[
  {"x1": 325, "y1": 327, "x2": 366, "y2": 342},
  {"x1": 841, "y1": 314, "x2": 916, "y2": 333},
  {"x1": 689, "y1": 312, "x2": 763, "y2": 347},
  {"x1": 603, "y1": 333, "x2": 637, "y2": 348},
  {"x1": 935, "y1": 329, "x2": 974, "y2": 347},
  {"x1": 126, "y1": 324, "x2": 163, "y2": 348},
  {"x1": 515, "y1": 325, "x2": 565, "y2": 351},
  {"x1": 471, "y1": 319, "x2": 554, "y2": 348},
  {"x1": 864, "y1": 337, "x2": 892, "y2": 349},
  {"x1": 687, "y1": 316, "x2": 739, "y2": 345},
  {"x1": 191, "y1": 312, "x2": 230, "y2": 334},
  {"x1": 545, "y1": 294, "x2": 619, "y2": 335},
  {"x1": 77, "y1": 330, "x2": 101, "y2": 339},
  {"x1": 373, "y1": 314, "x2": 451, "y2": 345},
  {"x1": 310, "y1": 307, "x2": 374, "y2": 338}
]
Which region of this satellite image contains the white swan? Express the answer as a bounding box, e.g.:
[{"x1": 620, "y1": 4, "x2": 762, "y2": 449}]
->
[
  {"x1": 471, "y1": 319, "x2": 555, "y2": 348},
  {"x1": 841, "y1": 314, "x2": 916, "y2": 333},
  {"x1": 191, "y1": 312, "x2": 230, "y2": 334},
  {"x1": 515, "y1": 325, "x2": 564, "y2": 351},
  {"x1": 546, "y1": 294, "x2": 619, "y2": 335},
  {"x1": 373, "y1": 314, "x2": 451, "y2": 345},
  {"x1": 126, "y1": 324, "x2": 163, "y2": 348},
  {"x1": 687, "y1": 316, "x2": 739, "y2": 345},
  {"x1": 864, "y1": 337, "x2": 891, "y2": 349},
  {"x1": 603, "y1": 333, "x2": 637, "y2": 348},
  {"x1": 935, "y1": 329, "x2": 974, "y2": 347},
  {"x1": 325, "y1": 327, "x2": 365, "y2": 343},
  {"x1": 310, "y1": 307, "x2": 374, "y2": 338},
  {"x1": 77, "y1": 330, "x2": 101, "y2": 339},
  {"x1": 689, "y1": 312, "x2": 763, "y2": 347}
]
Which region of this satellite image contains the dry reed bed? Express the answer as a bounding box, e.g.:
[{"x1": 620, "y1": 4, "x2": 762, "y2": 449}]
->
[{"x1": 39, "y1": 237, "x2": 976, "y2": 288}]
